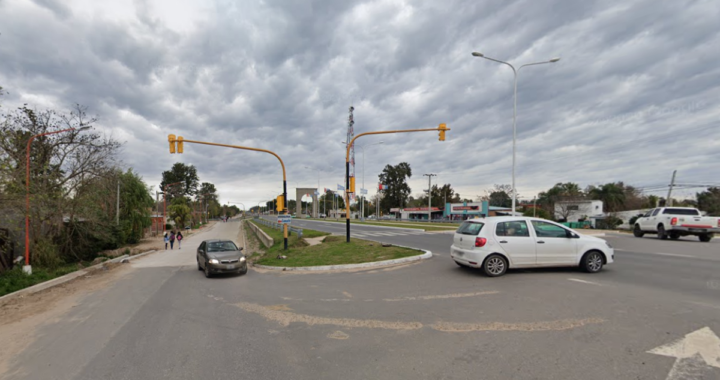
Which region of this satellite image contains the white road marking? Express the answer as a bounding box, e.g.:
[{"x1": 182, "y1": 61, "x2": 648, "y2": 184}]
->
[
  {"x1": 648, "y1": 327, "x2": 720, "y2": 379},
  {"x1": 567, "y1": 278, "x2": 603, "y2": 286}
]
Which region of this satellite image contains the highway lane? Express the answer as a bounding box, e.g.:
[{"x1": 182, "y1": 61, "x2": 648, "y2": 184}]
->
[{"x1": 2, "y1": 218, "x2": 720, "y2": 379}]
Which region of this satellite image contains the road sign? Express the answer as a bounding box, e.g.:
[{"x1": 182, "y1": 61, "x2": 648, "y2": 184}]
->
[
  {"x1": 648, "y1": 327, "x2": 720, "y2": 379},
  {"x1": 278, "y1": 215, "x2": 292, "y2": 225}
]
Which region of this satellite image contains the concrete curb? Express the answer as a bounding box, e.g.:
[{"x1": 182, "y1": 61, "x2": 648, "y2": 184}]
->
[
  {"x1": 0, "y1": 250, "x2": 157, "y2": 304},
  {"x1": 253, "y1": 247, "x2": 432, "y2": 272},
  {"x1": 247, "y1": 220, "x2": 274, "y2": 248}
]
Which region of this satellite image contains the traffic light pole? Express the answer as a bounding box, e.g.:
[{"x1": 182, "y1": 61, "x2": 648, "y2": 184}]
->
[
  {"x1": 168, "y1": 135, "x2": 289, "y2": 250},
  {"x1": 344, "y1": 125, "x2": 449, "y2": 243}
]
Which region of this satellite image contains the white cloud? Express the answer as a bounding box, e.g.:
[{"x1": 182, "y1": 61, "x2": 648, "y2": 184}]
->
[{"x1": 1, "y1": 0, "x2": 718, "y2": 206}]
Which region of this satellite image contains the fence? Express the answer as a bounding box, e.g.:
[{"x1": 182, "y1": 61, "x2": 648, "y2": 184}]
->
[{"x1": 252, "y1": 217, "x2": 304, "y2": 238}]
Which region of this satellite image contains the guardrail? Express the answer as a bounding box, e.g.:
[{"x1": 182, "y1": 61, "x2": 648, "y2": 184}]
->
[{"x1": 253, "y1": 217, "x2": 303, "y2": 238}]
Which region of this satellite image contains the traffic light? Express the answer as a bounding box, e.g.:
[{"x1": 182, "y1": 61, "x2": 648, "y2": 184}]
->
[
  {"x1": 276, "y1": 195, "x2": 285, "y2": 212},
  {"x1": 349, "y1": 176, "x2": 356, "y2": 193},
  {"x1": 168, "y1": 134, "x2": 176, "y2": 153},
  {"x1": 438, "y1": 123, "x2": 448, "y2": 141},
  {"x1": 177, "y1": 136, "x2": 184, "y2": 153}
]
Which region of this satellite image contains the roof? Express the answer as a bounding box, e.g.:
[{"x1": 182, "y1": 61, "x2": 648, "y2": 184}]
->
[{"x1": 464, "y1": 216, "x2": 554, "y2": 223}]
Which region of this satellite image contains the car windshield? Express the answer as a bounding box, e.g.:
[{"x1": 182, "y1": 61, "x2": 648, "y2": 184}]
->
[
  {"x1": 207, "y1": 241, "x2": 238, "y2": 252},
  {"x1": 456, "y1": 221, "x2": 484, "y2": 235},
  {"x1": 663, "y1": 208, "x2": 700, "y2": 215}
]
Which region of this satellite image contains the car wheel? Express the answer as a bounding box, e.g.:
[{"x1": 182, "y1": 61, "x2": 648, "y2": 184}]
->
[
  {"x1": 581, "y1": 251, "x2": 604, "y2": 273},
  {"x1": 204, "y1": 262, "x2": 212, "y2": 278},
  {"x1": 699, "y1": 234, "x2": 712, "y2": 242},
  {"x1": 482, "y1": 254, "x2": 507, "y2": 277},
  {"x1": 657, "y1": 225, "x2": 668, "y2": 240},
  {"x1": 669, "y1": 232, "x2": 680, "y2": 240},
  {"x1": 197, "y1": 258, "x2": 202, "y2": 271},
  {"x1": 633, "y1": 225, "x2": 644, "y2": 237}
]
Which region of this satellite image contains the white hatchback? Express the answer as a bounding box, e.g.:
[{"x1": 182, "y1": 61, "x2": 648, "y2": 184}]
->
[{"x1": 450, "y1": 216, "x2": 614, "y2": 277}]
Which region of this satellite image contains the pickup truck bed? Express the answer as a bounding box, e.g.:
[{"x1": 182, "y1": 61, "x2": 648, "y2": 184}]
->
[{"x1": 633, "y1": 207, "x2": 720, "y2": 242}]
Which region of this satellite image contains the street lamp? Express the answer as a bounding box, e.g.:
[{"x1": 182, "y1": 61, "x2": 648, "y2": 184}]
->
[
  {"x1": 24, "y1": 128, "x2": 78, "y2": 274},
  {"x1": 472, "y1": 51, "x2": 560, "y2": 215},
  {"x1": 342, "y1": 141, "x2": 384, "y2": 220}
]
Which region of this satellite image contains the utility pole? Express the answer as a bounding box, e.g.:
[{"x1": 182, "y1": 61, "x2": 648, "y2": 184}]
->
[
  {"x1": 533, "y1": 196, "x2": 537, "y2": 217},
  {"x1": 423, "y1": 174, "x2": 437, "y2": 221},
  {"x1": 155, "y1": 191, "x2": 160, "y2": 235},
  {"x1": 666, "y1": 170, "x2": 677, "y2": 207},
  {"x1": 116, "y1": 181, "x2": 120, "y2": 225}
]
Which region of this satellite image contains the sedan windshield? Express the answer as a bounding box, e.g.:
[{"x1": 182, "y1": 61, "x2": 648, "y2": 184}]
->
[{"x1": 207, "y1": 241, "x2": 239, "y2": 252}]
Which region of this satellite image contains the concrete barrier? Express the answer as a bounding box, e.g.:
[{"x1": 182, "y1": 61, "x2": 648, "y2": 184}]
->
[{"x1": 246, "y1": 220, "x2": 274, "y2": 248}]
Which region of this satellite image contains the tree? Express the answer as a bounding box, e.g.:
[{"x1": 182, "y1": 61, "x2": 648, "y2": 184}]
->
[
  {"x1": 196, "y1": 182, "x2": 218, "y2": 202},
  {"x1": 378, "y1": 162, "x2": 412, "y2": 213},
  {"x1": 168, "y1": 197, "x2": 192, "y2": 229},
  {"x1": 587, "y1": 183, "x2": 626, "y2": 213},
  {"x1": 117, "y1": 169, "x2": 154, "y2": 243},
  {"x1": 523, "y1": 208, "x2": 553, "y2": 220},
  {"x1": 160, "y1": 162, "x2": 199, "y2": 199},
  {"x1": 697, "y1": 187, "x2": 720, "y2": 215},
  {"x1": 478, "y1": 184, "x2": 517, "y2": 208},
  {"x1": 537, "y1": 182, "x2": 584, "y2": 214},
  {"x1": 417, "y1": 183, "x2": 461, "y2": 208}
]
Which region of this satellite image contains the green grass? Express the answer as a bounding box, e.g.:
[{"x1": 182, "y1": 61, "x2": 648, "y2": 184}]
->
[
  {"x1": 0, "y1": 264, "x2": 79, "y2": 297},
  {"x1": 250, "y1": 220, "x2": 330, "y2": 256},
  {"x1": 255, "y1": 235, "x2": 422, "y2": 267}
]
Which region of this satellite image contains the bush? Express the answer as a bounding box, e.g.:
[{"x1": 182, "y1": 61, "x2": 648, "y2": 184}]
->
[
  {"x1": 165, "y1": 223, "x2": 173, "y2": 230},
  {"x1": 32, "y1": 238, "x2": 62, "y2": 270},
  {"x1": 0, "y1": 265, "x2": 77, "y2": 297}
]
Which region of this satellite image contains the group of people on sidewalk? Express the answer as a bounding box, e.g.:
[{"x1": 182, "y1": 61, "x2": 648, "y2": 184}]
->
[{"x1": 163, "y1": 231, "x2": 183, "y2": 250}]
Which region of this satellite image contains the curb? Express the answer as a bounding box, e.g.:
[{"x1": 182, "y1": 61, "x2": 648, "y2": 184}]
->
[
  {"x1": 0, "y1": 250, "x2": 157, "y2": 304},
  {"x1": 253, "y1": 247, "x2": 432, "y2": 272}
]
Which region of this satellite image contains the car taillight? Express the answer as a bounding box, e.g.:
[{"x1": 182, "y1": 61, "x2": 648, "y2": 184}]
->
[
  {"x1": 671, "y1": 217, "x2": 678, "y2": 226},
  {"x1": 475, "y1": 237, "x2": 487, "y2": 247},
  {"x1": 717, "y1": 219, "x2": 720, "y2": 228}
]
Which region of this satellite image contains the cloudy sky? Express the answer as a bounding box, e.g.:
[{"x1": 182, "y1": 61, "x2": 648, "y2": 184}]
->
[{"x1": 1, "y1": 0, "x2": 718, "y2": 206}]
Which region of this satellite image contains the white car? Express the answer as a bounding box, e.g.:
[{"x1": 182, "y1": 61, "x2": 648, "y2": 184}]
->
[{"x1": 450, "y1": 216, "x2": 614, "y2": 277}]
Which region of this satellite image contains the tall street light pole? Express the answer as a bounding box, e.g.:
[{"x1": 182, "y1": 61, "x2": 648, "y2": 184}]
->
[
  {"x1": 472, "y1": 51, "x2": 560, "y2": 215},
  {"x1": 423, "y1": 174, "x2": 437, "y2": 221},
  {"x1": 24, "y1": 128, "x2": 77, "y2": 274},
  {"x1": 344, "y1": 141, "x2": 385, "y2": 221}
]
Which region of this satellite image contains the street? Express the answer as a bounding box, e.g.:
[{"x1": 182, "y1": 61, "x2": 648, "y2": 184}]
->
[{"x1": 2, "y1": 219, "x2": 720, "y2": 379}]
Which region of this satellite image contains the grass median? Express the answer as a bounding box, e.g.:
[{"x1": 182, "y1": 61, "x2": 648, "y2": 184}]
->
[{"x1": 249, "y1": 220, "x2": 423, "y2": 267}]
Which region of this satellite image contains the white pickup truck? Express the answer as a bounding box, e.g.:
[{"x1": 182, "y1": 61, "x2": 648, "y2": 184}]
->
[{"x1": 633, "y1": 207, "x2": 720, "y2": 242}]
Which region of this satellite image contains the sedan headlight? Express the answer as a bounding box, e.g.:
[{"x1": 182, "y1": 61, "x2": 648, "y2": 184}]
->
[
  {"x1": 240, "y1": 257, "x2": 246, "y2": 262},
  {"x1": 209, "y1": 259, "x2": 220, "y2": 264}
]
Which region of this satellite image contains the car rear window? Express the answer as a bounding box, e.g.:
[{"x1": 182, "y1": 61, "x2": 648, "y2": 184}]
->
[
  {"x1": 456, "y1": 221, "x2": 484, "y2": 235},
  {"x1": 662, "y1": 208, "x2": 700, "y2": 215}
]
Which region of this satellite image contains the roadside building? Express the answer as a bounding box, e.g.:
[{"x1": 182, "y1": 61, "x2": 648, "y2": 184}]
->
[{"x1": 554, "y1": 200, "x2": 604, "y2": 225}]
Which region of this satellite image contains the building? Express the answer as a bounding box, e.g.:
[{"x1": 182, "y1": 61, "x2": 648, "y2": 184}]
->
[
  {"x1": 387, "y1": 201, "x2": 516, "y2": 221},
  {"x1": 554, "y1": 200, "x2": 604, "y2": 224}
]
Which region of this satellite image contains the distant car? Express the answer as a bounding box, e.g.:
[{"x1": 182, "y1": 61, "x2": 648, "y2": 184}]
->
[
  {"x1": 196, "y1": 239, "x2": 247, "y2": 278},
  {"x1": 450, "y1": 216, "x2": 614, "y2": 277},
  {"x1": 633, "y1": 207, "x2": 719, "y2": 242}
]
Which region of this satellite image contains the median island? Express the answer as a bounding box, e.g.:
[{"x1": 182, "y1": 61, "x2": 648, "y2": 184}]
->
[{"x1": 247, "y1": 220, "x2": 424, "y2": 267}]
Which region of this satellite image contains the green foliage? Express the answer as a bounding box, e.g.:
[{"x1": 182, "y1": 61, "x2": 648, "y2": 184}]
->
[
  {"x1": 523, "y1": 208, "x2": 553, "y2": 220},
  {"x1": 0, "y1": 265, "x2": 78, "y2": 297},
  {"x1": 119, "y1": 169, "x2": 154, "y2": 243},
  {"x1": 697, "y1": 187, "x2": 720, "y2": 215},
  {"x1": 379, "y1": 162, "x2": 412, "y2": 212},
  {"x1": 160, "y1": 162, "x2": 199, "y2": 199},
  {"x1": 32, "y1": 238, "x2": 62, "y2": 270},
  {"x1": 168, "y1": 197, "x2": 192, "y2": 229},
  {"x1": 587, "y1": 183, "x2": 627, "y2": 213}
]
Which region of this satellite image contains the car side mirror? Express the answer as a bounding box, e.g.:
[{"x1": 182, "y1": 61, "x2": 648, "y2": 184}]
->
[
  {"x1": 566, "y1": 231, "x2": 578, "y2": 239},
  {"x1": 239, "y1": 247, "x2": 244, "y2": 251}
]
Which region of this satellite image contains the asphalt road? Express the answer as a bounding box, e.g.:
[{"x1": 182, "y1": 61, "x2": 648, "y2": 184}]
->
[{"x1": 3, "y1": 218, "x2": 720, "y2": 379}]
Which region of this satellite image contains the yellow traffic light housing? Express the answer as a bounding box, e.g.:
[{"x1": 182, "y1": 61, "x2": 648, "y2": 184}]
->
[
  {"x1": 276, "y1": 195, "x2": 285, "y2": 212},
  {"x1": 168, "y1": 134, "x2": 176, "y2": 153},
  {"x1": 438, "y1": 123, "x2": 448, "y2": 141},
  {"x1": 349, "y1": 176, "x2": 356, "y2": 193},
  {"x1": 177, "y1": 136, "x2": 184, "y2": 153}
]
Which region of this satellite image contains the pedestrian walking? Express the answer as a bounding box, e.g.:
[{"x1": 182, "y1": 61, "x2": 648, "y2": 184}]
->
[
  {"x1": 177, "y1": 231, "x2": 183, "y2": 249},
  {"x1": 170, "y1": 231, "x2": 176, "y2": 250},
  {"x1": 164, "y1": 232, "x2": 169, "y2": 250}
]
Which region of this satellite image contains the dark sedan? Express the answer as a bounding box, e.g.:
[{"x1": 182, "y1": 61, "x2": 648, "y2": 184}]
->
[{"x1": 196, "y1": 239, "x2": 247, "y2": 278}]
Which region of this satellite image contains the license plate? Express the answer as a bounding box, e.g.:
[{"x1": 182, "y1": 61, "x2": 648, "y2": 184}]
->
[
  {"x1": 454, "y1": 249, "x2": 464, "y2": 256},
  {"x1": 689, "y1": 228, "x2": 706, "y2": 233},
  {"x1": 226, "y1": 265, "x2": 235, "y2": 270}
]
